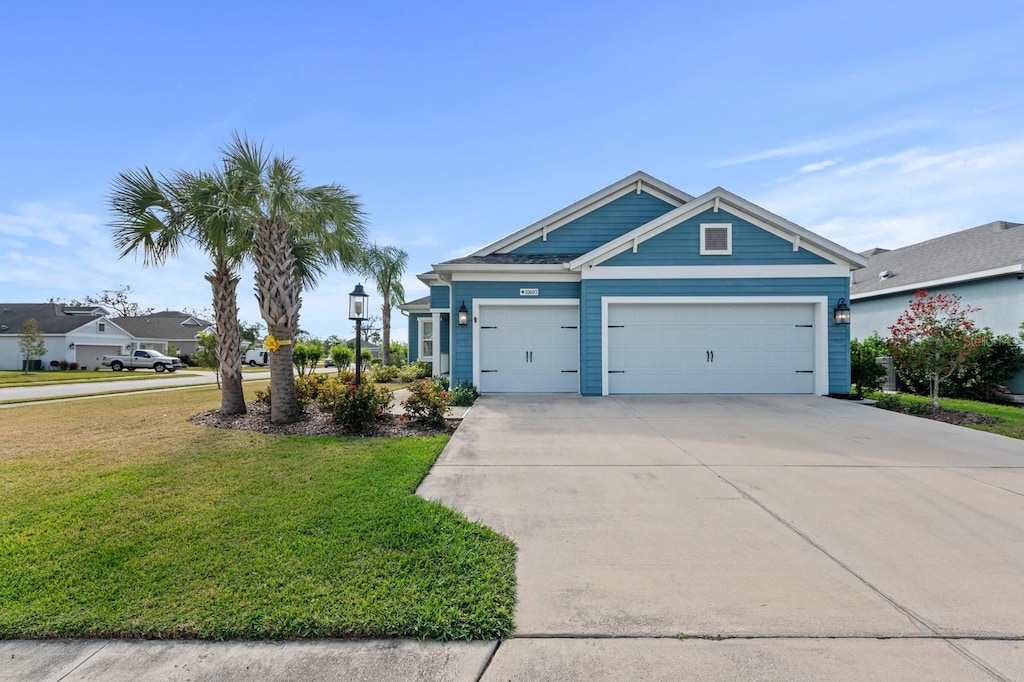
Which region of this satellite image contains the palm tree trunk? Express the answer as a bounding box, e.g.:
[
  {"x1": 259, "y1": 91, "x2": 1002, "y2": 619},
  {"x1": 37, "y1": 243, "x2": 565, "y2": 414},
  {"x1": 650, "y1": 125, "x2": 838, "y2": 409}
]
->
[
  {"x1": 254, "y1": 217, "x2": 302, "y2": 424},
  {"x1": 207, "y1": 265, "x2": 246, "y2": 415},
  {"x1": 381, "y1": 298, "x2": 391, "y2": 365}
]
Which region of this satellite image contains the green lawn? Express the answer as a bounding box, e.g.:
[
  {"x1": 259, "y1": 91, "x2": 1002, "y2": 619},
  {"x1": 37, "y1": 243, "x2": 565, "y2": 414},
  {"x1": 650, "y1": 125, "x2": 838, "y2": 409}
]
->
[
  {"x1": 873, "y1": 392, "x2": 1024, "y2": 440},
  {"x1": 0, "y1": 386, "x2": 516, "y2": 640},
  {"x1": 0, "y1": 370, "x2": 197, "y2": 387}
]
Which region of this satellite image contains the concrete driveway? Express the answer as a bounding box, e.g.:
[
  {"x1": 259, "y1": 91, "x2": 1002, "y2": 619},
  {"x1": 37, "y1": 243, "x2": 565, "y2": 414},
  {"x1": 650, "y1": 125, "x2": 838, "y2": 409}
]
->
[{"x1": 418, "y1": 395, "x2": 1024, "y2": 680}]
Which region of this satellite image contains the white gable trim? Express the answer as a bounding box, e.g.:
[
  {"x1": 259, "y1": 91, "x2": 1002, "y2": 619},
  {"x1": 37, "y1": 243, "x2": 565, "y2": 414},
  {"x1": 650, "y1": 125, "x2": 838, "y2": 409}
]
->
[
  {"x1": 471, "y1": 172, "x2": 693, "y2": 257},
  {"x1": 850, "y1": 264, "x2": 1024, "y2": 300},
  {"x1": 569, "y1": 188, "x2": 868, "y2": 271},
  {"x1": 583, "y1": 264, "x2": 850, "y2": 279}
]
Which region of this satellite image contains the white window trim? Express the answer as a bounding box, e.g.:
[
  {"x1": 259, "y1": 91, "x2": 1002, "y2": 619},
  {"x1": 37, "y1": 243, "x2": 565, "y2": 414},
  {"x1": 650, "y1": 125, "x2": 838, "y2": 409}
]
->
[
  {"x1": 700, "y1": 223, "x2": 732, "y2": 255},
  {"x1": 418, "y1": 317, "x2": 435, "y2": 364}
]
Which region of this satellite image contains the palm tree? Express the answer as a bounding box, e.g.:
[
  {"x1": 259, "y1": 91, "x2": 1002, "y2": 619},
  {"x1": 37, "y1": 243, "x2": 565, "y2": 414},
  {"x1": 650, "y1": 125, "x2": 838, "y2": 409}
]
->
[
  {"x1": 358, "y1": 244, "x2": 408, "y2": 366},
  {"x1": 109, "y1": 167, "x2": 249, "y2": 415},
  {"x1": 219, "y1": 133, "x2": 366, "y2": 424}
]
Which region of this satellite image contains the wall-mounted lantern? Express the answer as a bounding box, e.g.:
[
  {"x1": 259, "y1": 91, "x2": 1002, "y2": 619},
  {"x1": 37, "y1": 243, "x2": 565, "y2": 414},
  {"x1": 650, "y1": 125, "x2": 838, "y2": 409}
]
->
[
  {"x1": 834, "y1": 298, "x2": 851, "y2": 325},
  {"x1": 458, "y1": 301, "x2": 469, "y2": 326}
]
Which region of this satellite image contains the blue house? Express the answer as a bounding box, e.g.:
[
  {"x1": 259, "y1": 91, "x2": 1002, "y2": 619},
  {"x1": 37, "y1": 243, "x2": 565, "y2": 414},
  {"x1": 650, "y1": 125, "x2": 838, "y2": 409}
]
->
[{"x1": 400, "y1": 172, "x2": 867, "y2": 396}]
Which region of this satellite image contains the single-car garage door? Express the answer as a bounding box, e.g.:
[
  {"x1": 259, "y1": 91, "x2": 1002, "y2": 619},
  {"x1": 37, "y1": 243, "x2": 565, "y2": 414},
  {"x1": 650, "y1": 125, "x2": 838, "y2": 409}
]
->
[
  {"x1": 478, "y1": 304, "x2": 579, "y2": 393},
  {"x1": 606, "y1": 302, "x2": 815, "y2": 394}
]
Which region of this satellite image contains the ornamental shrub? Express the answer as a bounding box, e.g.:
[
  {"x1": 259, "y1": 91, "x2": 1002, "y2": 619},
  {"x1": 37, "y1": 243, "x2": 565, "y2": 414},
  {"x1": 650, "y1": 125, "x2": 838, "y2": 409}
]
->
[
  {"x1": 887, "y1": 290, "x2": 985, "y2": 408},
  {"x1": 366, "y1": 364, "x2": 399, "y2": 383},
  {"x1": 851, "y1": 334, "x2": 888, "y2": 397},
  {"x1": 432, "y1": 375, "x2": 450, "y2": 391},
  {"x1": 402, "y1": 379, "x2": 450, "y2": 425},
  {"x1": 294, "y1": 373, "x2": 326, "y2": 406},
  {"x1": 318, "y1": 380, "x2": 393, "y2": 431},
  {"x1": 449, "y1": 380, "x2": 480, "y2": 406}
]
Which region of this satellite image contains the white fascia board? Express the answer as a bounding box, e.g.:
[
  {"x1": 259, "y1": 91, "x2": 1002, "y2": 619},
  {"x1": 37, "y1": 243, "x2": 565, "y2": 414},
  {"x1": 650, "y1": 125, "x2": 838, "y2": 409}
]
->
[
  {"x1": 570, "y1": 188, "x2": 867, "y2": 271},
  {"x1": 429, "y1": 307, "x2": 450, "y2": 314},
  {"x1": 850, "y1": 264, "x2": 1024, "y2": 300},
  {"x1": 451, "y1": 271, "x2": 580, "y2": 282},
  {"x1": 599, "y1": 295, "x2": 830, "y2": 397},
  {"x1": 400, "y1": 305, "x2": 429, "y2": 313},
  {"x1": 416, "y1": 272, "x2": 441, "y2": 287},
  {"x1": 434, "y1": 263, "x2": 570, "y2": 274},
  {"x1": 583, "y1": 264, "x2": 850, "y2": 279},
  {"x1": 471, "y1": 172, "x2": 693, "y2": 257}
]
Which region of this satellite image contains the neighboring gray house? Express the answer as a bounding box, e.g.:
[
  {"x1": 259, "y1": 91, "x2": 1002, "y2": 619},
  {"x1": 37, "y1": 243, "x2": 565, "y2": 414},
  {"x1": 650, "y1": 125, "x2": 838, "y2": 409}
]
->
[
  {"x1": 112, "y1": 311, "x2": 214, "y2": 357},
  {"x1": 850, "y1": 220, "x2": 1024, "y2": 391},
  {"x1": 400, "y1": 171, "x2": 867, "y2": 396},
  {"x1": 0, "y1": 305, "x2": 215, "y2": 370},
  {"x1": 0, "y1": 303, "x2": 132, "y2": 370}
]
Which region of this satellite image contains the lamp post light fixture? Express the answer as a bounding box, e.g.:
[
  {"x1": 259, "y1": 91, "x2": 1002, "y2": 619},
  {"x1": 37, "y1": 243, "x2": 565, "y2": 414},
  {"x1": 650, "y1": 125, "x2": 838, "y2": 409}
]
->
[
  {"x1": 458, "y1": 300, "x2": 469, "y2": 326},
  {"x1": 833, "y1": 297, "x2": 851, "y2": 325},
  {"x1": 349, "y1": 283, "x2": 370, "y2": 385}
]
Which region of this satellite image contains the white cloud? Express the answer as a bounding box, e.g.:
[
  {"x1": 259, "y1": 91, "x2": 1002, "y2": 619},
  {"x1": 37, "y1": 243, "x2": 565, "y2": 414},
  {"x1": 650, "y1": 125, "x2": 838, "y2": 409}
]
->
[
  {"x1": 752, "y1": 137, "x2": 1024, "y2": 253},
  {"x1": 798, "y1": 158, "x2": 841, "y2": 174},
  {"x1": 717, "y1": 116, "x2": 937, "y2": 166},
  {"x1": 0, "y1": 203, "x2": 103, "y2": 247}
]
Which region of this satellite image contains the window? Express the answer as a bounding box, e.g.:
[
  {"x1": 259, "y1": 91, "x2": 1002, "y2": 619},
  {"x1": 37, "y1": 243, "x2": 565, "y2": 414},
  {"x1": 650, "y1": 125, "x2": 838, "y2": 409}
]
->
[
  {"x1": 418, "y1": 318, "x2": 434, "y2": 361},
  {"x1": 98, "y1": 322, "x2": 106, "y2": 332},
  {"x1": 700, "y1": 223, "x2": 732, "y2": 255}
]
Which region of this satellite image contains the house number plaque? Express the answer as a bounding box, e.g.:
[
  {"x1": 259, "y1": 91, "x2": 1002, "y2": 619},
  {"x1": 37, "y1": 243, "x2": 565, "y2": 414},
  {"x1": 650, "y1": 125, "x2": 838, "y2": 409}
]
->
[{"x1": 519, "y1": 288, "x2": 539, "y2": 296}]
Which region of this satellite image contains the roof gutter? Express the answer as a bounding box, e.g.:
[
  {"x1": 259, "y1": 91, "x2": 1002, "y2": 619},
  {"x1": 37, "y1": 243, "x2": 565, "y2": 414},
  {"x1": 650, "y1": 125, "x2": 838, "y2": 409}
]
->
[{"x1": 851, "y1": 263, "x2": 1024, "y2": 300}]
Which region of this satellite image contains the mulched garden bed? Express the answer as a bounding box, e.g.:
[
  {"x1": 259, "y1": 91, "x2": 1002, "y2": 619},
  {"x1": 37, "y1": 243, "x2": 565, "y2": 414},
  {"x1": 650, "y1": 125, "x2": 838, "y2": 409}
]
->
[{"x1": 191, "y1": 401, "x2": 458, "y2": 437}]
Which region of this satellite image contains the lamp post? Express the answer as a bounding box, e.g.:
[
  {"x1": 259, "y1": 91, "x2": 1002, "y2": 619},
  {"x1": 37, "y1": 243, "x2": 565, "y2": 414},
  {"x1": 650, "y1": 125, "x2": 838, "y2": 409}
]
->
[{"x1": 349, "y1": 283, "x2": 369, "y2": 385}]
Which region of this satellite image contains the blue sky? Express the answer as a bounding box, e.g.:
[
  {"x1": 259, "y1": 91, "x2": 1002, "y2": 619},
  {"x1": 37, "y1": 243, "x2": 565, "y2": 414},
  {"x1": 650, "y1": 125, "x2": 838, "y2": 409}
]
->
[{"x1": 2, "y1": 1, "x2": 1022, "y2": 343}]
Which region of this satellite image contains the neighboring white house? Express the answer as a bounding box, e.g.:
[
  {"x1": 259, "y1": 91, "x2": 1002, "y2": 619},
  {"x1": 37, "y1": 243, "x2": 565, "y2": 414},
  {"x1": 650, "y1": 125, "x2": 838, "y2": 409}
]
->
[
  {"x1": 0, "y1": 303, "x2": 132, "y2": 370},
  {"x1": 0, "y1": 305, "x2": 215, "y2": 370}
]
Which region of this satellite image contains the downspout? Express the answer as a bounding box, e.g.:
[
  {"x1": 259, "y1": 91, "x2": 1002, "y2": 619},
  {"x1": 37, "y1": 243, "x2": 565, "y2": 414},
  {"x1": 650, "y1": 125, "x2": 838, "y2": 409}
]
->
[{"x1": 399, "y1": 309, "x2": 410, "y2": 364}]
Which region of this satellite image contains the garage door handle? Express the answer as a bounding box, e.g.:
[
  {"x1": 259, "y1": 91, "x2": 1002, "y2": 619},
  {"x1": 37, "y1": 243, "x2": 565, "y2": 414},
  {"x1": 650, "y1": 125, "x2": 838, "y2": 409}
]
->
[
  {"x1": 795, "y1": 324, "x2": 813, "y2": 328},
  {"x1": 561, "y1": 370, "x2": 577, "y2": 373},
  {"x1": 481, "y1": 326, "x2": 497, "y2": 329},
  {"x1": 481, "y1": 369, "x2": 498, "y2": 373},
  {"x1": 796, "y1": 370, "x2": 813, "y2": 373},
  {"x1": 561, "y1": 325, "x2": 577, "y2": 329},
  {"x1": 608, "y1": 325, "x2": 624, "y2": 328},
  {"x1": 608, "y1": 370, "x2": 625, "y2": 374}
]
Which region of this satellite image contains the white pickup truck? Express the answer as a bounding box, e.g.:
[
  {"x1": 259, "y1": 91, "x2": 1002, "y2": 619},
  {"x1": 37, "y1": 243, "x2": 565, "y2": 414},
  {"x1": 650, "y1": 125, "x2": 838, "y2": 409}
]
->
[{"x1": 101, "y1": 349, "x2": 182, "y2": 373}]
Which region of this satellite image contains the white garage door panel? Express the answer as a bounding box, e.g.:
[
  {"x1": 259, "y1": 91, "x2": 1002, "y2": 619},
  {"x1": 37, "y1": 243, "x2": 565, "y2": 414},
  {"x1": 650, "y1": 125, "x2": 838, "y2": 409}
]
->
[
  {"x1": 76, "y1": 345, "x2": 123, "y2": 369},
  {"x1": 479, "y1": 305, "x2": 579, "y2": 393},
  {"x1": 608, "y1": 303, "x2": 815, "y2": 394}
]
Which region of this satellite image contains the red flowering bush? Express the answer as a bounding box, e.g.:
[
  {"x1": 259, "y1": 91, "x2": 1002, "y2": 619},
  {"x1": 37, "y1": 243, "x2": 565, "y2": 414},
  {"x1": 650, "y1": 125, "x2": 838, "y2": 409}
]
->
[
  {"x1": 402, "y1": 379, "x2": 450, "y2": 425},
  {"x1": 317, "y1": 379, "x2": 392, "y2": 431},
  {"x1": 887, "y1": 290, "x2": 985, "y2": 407}
]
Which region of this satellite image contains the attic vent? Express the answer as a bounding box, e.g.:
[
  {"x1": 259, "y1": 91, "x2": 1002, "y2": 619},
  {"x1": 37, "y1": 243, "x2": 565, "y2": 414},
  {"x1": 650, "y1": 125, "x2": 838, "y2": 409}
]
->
[
  {"x1": 700, "y1": 223, "x2": 733, "y2": 255},
  {"x1": 880, "y1": 270, "x2": 895, "y2": 280}
]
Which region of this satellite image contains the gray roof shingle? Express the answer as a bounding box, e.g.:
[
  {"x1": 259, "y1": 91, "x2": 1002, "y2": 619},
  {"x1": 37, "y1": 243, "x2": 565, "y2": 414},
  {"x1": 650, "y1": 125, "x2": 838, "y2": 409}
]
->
[
  {"x1": 852, "y1": 221, "x2": 1024, "y2": 296},
  {"x1": 439, "y1": 254, "x2": 581, "y2": 266},
  {"x1": 112, "y1": 312, "x2": 213, "y2": 340},
  {"x1": 0, "y1": 303, "x2": 107, "y2": 335}
]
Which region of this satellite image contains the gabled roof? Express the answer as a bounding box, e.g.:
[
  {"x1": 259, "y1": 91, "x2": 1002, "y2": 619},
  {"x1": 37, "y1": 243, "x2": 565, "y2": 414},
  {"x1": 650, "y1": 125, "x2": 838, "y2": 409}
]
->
[
  {"x1": 399, "y1": 295, "x2": 430, "y2": 313},
  {"x1": 0, "y1": 303, "x2": 113, "y2": 335},
  {"x1": 112, "y1": 311, "x2": 214, "y2": 340},
  {"x1": 851, "y1": 221, "x2": 1024, "y2": 299},
  {"x1": 471, "y1": 171, "x2": 694, "y2": 257},
  {"x1": 568, "y1": 187, "x2": 868, "y2": 270}
]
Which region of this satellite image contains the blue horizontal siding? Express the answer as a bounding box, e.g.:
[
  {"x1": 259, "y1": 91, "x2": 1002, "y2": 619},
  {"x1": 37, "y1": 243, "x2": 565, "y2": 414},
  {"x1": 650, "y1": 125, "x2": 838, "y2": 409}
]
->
[
  {"x1": 580, "y1": 278, "x2": 851, "y2": 395},
  {"x1": 449, "y1": 280, "x2": 582, "y2": 385},
  {"x1": 510, "y1": 191, "x2": 675, "y2": 255},
  {"x1": 603, "y1": 208, "x2": 830, "y2": 266},
  {"x1": 407, "y1": 313, "x2": 428, "y2": 362},
  {"x1": 430, "y1": 285, "x2": 450, "y2": 309}
]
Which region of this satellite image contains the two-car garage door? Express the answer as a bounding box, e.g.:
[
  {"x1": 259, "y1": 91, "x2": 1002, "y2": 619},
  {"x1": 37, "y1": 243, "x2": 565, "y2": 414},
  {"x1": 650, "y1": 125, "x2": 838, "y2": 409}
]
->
[{"x1": 606, "y1": 302, "x2": 816, "y2": 394}]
